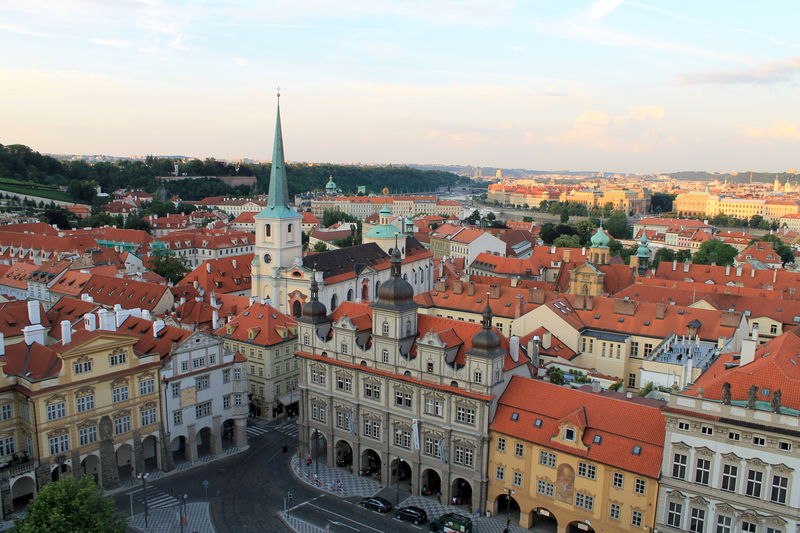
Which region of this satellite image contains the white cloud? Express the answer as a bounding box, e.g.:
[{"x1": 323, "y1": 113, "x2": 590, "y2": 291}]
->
[
  {"x1": 677, "y1": 56, "x2": 800, "y2": 85},
  {"x1": 744, "y1": 122, "x2": 800, "y2": 141}
]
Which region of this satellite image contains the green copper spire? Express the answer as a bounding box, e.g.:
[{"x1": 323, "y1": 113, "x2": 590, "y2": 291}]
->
[
  {"x1": 267, "y1": 93, "x2": 290, "y2": 209},
  {"x1": 257, "y1": 91, "x2": 300, "y2": 220}
]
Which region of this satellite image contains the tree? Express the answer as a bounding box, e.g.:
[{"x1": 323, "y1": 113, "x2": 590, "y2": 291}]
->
[
  {"x1": 650, "y1": 193, "x2": 675, "y2": 213},
  {"x1": 651, "y1": 247, "x2": 675, "y2": 267},
  {"x1": 124, "y1": 216, "x2": 151, "y2": 233},
  {"x1": 554, "y1": 234, "x2": 581, "y2": 248},
  {"x1": 147, "y1": 249, "x2": 190, "y2": 284},
  {"x1": 560, "y1": 209, "x2": 569, "y2": 223},
  {"x1": 692, "y1": 240, "x2": 738, "y2": 266},
  {"x1": 546, "y1": 367, "x2": 564, "y2": 385},
  {"x1": 604, "y1": 210, "x2": 631, "y2": 239},
  {"x1": 312, "y1": 241, "x2": 329, "y2": 253},
  {"x1": 14, "y1": 475, "x2": 126, "y2": 533},
  {"x1": 676, "y1": 249, "x2": 692, "y2": 262},
  {"x1": 41, "y1": 208, "x2": 72, "y2": 229},
  {"x1": 539, "y1": 223, "x2": 558, "y2": 244}
]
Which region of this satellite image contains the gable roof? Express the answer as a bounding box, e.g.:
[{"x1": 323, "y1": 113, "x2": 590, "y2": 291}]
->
[
  {"x1": 3, "y1": 341, "x2": 62, "y2": 381},
  {"x1": 178, "y1": 254, "x2": 253, "y2": 295},
  {"x1": 0, "y1": 300, "x2": 51, "y2": 337},
  {"x1": 214, "y1": 302, "x2": 297, "y2": 346}
]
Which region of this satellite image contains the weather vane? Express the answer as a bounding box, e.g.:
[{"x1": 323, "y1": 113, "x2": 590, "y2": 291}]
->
[{"x1": 277, "y1": 85, "x2": 281, "y2": 100}]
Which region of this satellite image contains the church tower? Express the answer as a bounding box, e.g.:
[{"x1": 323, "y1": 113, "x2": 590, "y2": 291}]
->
[{"x1": 252, "y1": 93, "x2": 303, "y2": 306}]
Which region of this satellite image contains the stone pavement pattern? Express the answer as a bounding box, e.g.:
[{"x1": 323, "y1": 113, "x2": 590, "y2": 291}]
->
[
  {"x1": 129, "y1": 502, "x2": 216, "y2": 533},
  {"x1": 398, "y1": 495, "x2": 532, "y2": 533},
  {"x1": 290, "y1": 455, "x2": 381, "y2": 498}
]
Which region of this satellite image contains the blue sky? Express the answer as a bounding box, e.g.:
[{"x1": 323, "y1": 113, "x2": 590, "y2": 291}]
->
[{"x1": 1, "y1": 0, "x2": 799, "y2": 172}]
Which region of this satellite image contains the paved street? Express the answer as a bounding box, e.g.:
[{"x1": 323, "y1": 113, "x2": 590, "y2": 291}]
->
[{"x1": 115, "y1": 419, "x2": 534, "y2": 533}]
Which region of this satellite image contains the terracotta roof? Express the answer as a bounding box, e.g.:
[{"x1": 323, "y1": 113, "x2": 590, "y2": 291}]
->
[
  {"x1": 736, "y1": 241, "x2": 783, "y2": 265},
  {"x1": 46, "y1": 297, "x2": 101, "y2": 339},
  {"x1": 64, "y1": 227, "x2": 153, "y2": 248},
  {"x1": 635, "y1": 217, "x2": 710, "y2": 229},
  {"x1": 414, "y1": 277, "x2": 549, "y2": 319},
  {"x1": 230, "y1": 211, "x2": 258, "y2": 224},
  {"x1": 0, "y1": 300, "x2": 51, "y2": 337},
  {"x1": 519, "y1": 327, "x2": 577, "y2": 361},
  {"x1": 121, "y1": 316, "x2": 191, "y2": 359},
  {"x1": 683, "y1": 326, "x2": 800, "y2": 411},
  {"x1": 3, "y1": 341, "x2": 62, "y2": 381},
  {"x1": 178, "y1": 254, "x2": 253, "y2": 295},
  {"x1": 151, "y1": 229, "x2": 252, "y2": 252},
  {"x1": 492, "y1": 376, "x2": 665, "y2": 478},
  {"x1": 302, "y1": 212, "x2": 320, "y2": 224},
  {"x1": 50, "y1": 270, "x2": 93, "y2": 297},
  {"x1": 80, "y1": 274, "x2": 171, "y2": 311},
  {"x1": 311, "y1": 228, "x2": 353, "y2": 243},
  {"x1": 0, "y1": 261, "x2": 69, "y2": 290},
  {"x1": 214, "y1": 302, "x2": 297, "y2": 346},
  {"x1": 0, "y1": 222, "x2": 59, "y2": 235},
  {"x1": 650, "y1": 262, "x2": 800, "y2": 295}
]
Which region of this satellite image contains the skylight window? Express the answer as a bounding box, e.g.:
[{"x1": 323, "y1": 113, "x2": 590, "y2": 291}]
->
[
  {"x1": 632, "y1": 445, "x2": 642, "y2": 456},
  {"x1": 511, "y1": 412, "x2": 519, "y2": 421},
  {"x1": 593, "y1": 435, "x2": 602, "y2": 444},
  {"x1": 534, "y1": 419, "x2": 542, "y2": 428}
]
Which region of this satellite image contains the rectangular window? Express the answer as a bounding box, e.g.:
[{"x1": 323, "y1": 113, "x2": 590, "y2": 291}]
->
[
  {"x1": 539, "y1": 451, "x2": 556, "y2": 467},
  {"x1": 424, "y1": 438, "x2": 436, "y2": 456},
  {"x1": 195, "y1": 401, "x2": 212, "y2": 418},
  {"x1": 181, "y1": 361, "x2": 189, "y2": 372},
  {"x1": 114, "y1": 415, "x2": 131, "y2": 435},
  {"x1": 336, "y1": 376, "x2": 352, "y2": 392},
  {"x1": 140, "y1": 408, "x2": 157, "y2": 427},
  {"x1": 678, "y1": 420, "x2": 690, "y2": 431},
  {"x1": 716, "y1": 515, "x2": 732, "y2": 533},
  {"x1": 741, "y1": 522, "x2": 756, "y2": 533},
  {"x1": 234, "y1": 367, "x2": 242, "y2": 380},
  {"x1": 628, "y1": 373, "x2": 637, "y2": 387},
  {"x1": 631, "y1": 510, "x2": 643, "y2": 527},
  {"x1": 515, "y1": 443, "x2": 524, "y2": 457},
  {"x1": 610, "y1": 503, "x2": 620, "y2": 519},
  {"x1": 689, "y1": 507, "x2": 705, "y2": 533},
  {"x1": 109, "y1": 352, "x2": 127, "y2": 366},
  {"x1": 393, "y1": 429, "x2": 411, "y2": 449},
  {"x1": 425, "y1": 399, "x2": 443, "y2": 416},
  {"x1": 667, "y1": 502, "x2": 682, "y2": 528},
  {"x1": 223, "y1": 395, "x2": 231, "y2": 409},
  {"x1": 613, "y1": 472, "x2": 624, "y2": 488},
  {"x1": 395, "y1": 392, "x2": 412, "y2": 408},
  {"x1": 73, "y1": 360, "x2": 92, "y2": 374},
  {"x1": 173, "y1": 410, "x2": 183, "y2": 425},
  {"x1": 512, "y1": 472, "x2": 522, "y2": 486},
  {"x1": 496, "y1": 466, "x2": 505, "y2": 480},
  {"x1": 770, "y1": 475, "x2": 788, "y2": 504},
  {"x1": 456, "y1": 406, "x2": 476, "y2": 425},
  {"x1": 473, "y1": 371, "x2": 482, "y2": 384},
  {"x1": 195, "y1": 376, "x2": 209, "y2": 390},
  {"x1": 0, "y1": 436, "x2": 14, "y2": 456},
  {"x1": 139, "y1": 379, "x2": 155, "y2": 396},
  {"x1": 497, "y1": 438, "x2": 506, "y2": 452},
  {"x1": 634, "y1": 478, "x2": 646, "y2": 495},
  {"x1": 537, "y1": 480, "x2": 554, "y2": 497},
  {"x1": 695, "y1": 458, "x2": 710, "y2": 485},
  {"x1": 47, "y1": 402, "x2": 66, "y2": 421},
  {"x1": 171, "y1": 382, "x2": 180, "y2": 398},
  {"x1": 752, "y1": 435, "x2": 765, "y2": 446},
  {"x1": 364, "y1": 383, "x2": 381, "y2": 401},
  {"x1": 363, "y1": 420, "x2": 380, "y2": 439},
  {"x1": 76, "y1": 395, "x2": 94, "y2": 413},
  {"x1": 745, "y1": 470, "x2": 763, "y2": 498},
  {"x1": 192, "y1": 357, "x2": 206, "y2": 369},
  {"x1": 643, "y1": 343, "x2": 653, "y2": 357},
  {"x1": 578, "y1": 461, "x2": 597, "y2": 480},
  {"x1": 728, "y1": 431, "x2": 740, "y2": 441},
  {"x1": 112, "y1": 385, "x2": 129, "y2": 403},
  {"x1": 701, "y1": 425, "x2": 713, "y2": 435},
  {"x1": 721, "y1": 464, "x2": 738, "y2": 492},
  {"x1": 673, "y1": 453, "x2": 688, "y2": 479},
  {"x1": 575, "y1": 492, "x2": 594, "y2": 510},
  {"x1": 630, "y1": 342, "x2": 639, "y2": 357},
  {"x1": 222, "y1": 369, "x2": 230, "y2": 383},
  {"x1": 454, "y1": 446, "x2": 473, "y2": 467},
  {"x1": 49, "y1": 434, "x2": 69, "y2": 456}
]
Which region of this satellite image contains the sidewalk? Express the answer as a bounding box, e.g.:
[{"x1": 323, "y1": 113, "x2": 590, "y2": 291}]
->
[
  {"x1": 129, "y1": 502, "x2": 215, "y2": 533},
  {"x1": 107, "y1": 445, "x2": 249, "y2": 497},
  {"x1": 289, "y1": 455, "x2": 381, "y2": 498}
]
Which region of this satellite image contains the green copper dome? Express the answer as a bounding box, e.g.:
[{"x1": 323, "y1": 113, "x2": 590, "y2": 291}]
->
[
  {"x1": 325, "y1": 175, "x2": 337, "y2": 190},
  {"x1": 636, "y1": 233, "x2": 651, "y2": 258},
  {"x1": 590, "y1": 225, "x2": 610, "y2": 248},
  {"x1": 379, "y1": 205, "x2": 392, "y2": 216}
]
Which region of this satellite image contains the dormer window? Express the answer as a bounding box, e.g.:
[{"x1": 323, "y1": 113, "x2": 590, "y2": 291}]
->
[
  {"x1": 564, "y1": 428, "x2": 576, "y2": 441},
  {"x1": 382, "y1": 322, "x2": 389, "y2": 334}
]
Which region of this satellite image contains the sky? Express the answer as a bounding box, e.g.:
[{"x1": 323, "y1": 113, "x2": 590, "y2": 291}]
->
[{"x1": 1, "y1": 0, "x2": 799, "y2": 173}]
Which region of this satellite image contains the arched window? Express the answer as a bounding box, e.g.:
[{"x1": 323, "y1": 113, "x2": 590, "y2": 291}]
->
[
  {"x1": 292, "y1": 300, "x2": 302, "y2": 318},
  {"x1": 404, "y1": 371, "x2": 412, "y2": 377},
  {"x1": 406, "y1": 319, "x2": 412, "y2": 336},
  {"x1": 361, "y1": 282, "x2": 369, "y2": 301},
  {"x1": 450, "y1": 381, "x2": 458, "y2": 388},
  {"x1": 265, "y1": 224, "x2": 271, "y2": 237},
  {"x1": 413, "y1": 269, "x2": 417, "y2": 284},
  {"x1": 330, "y1": 294, "x2": 338, "y2": 310},
  {"x1": 288, "y1": 223, "x2": 293, "y2": 234},
  {"x1": 382, "y1": 321, "x2": 389, "y2": 334},
  {"x1": 347, "y1": 289, "x2": 353, "y2": 301},
  {"x1": 375, "y1": 280, "x2": 381, "y2": 295}
]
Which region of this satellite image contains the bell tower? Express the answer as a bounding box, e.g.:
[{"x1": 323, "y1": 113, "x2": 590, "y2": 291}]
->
[{"x1": 252, "y1": 92, "x2": 303, "y2": 306}]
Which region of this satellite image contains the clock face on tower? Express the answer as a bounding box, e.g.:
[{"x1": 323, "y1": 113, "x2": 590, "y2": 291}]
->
[{"x1": 263, "y1": 254, "x2": 272, "y2": 264}]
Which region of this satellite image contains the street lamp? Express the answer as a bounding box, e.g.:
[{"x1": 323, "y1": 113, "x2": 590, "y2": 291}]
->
[
  {"x1": 179, "y1": 494, "x2": 188, "y2": 533},
  {"x1": 503, "y1": 488, "x2": 516, "y2": 533},
  {"x1": 137, "y1": 472, "x2": 150, "y2": 529}
]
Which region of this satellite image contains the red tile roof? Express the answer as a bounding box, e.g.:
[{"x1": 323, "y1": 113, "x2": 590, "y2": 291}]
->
[
  {"x1": 80, "y1": 274, "x2": 171, "y2": 311},
  {"x1": 3, "y1": 341, "x2": 62, "y2": 381},
  {"x1": 178, "y1": 254, "x2": 253, "y2": 295},
  {"x1": 650, "y1": 262, "x2": 800, "y2": 295},
  {"x1": 492, "y1": 376, "x2": 665, "y2": 478},
  {"x1": 0, "y1": 300, "x2": 51, "y2": 337},
  {"x1": 214, "y1": 302, "x2": 297, "y2": 346}
]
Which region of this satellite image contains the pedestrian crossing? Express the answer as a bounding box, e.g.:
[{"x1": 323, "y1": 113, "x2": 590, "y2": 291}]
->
[
  {"x1": 273, "y1": 420, "x2": 299, "y2": 438},
  {"x1": 129, "y1": 486, "x2": 179, "y2": 509},
  {"x1": 246, "y1": 425, "x2": 270, "y2": 439},
  {"x1": 245, "y1": 420, "x2": 299, "y2": 440}
]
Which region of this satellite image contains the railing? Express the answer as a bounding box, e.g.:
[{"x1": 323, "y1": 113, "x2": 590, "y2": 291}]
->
[{"x1": 7, "y1": 460, "x2": 35, "y2": 477}]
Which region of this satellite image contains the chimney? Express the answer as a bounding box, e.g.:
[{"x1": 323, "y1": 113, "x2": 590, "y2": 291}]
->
[
  {"x1": 773, "y1": 269, "x2": 777, "y2": 283},
  {"x1": 0, "y1": 333, "x2": 4, "y2": 356},
  {"x1": 514, "y1": 295, "x2": 524, "y2": 318},
  {"x1": 84, "y1": 313, "x2": 97, "y2": 331},
  {"x1": 153, "y1": 319, "x2": 165, "y2": 338},
  {"x1": 529, "y1": 335, "x2": 541, "y2": 367},
  {"x1": 212, "y1": 309, "x2": 220, "y2": 330},
  {"x1": 591, "y1": 381, "x2": 601, "y2": 393},
  {"x1": 60, "y1": 320, "x2": 72, "y2": 345},
  {"x1": 467, "y1": 281, "x2": 475, "y2": 296},
  {"x1": 751, "y1": 268, "x2": 756, "y2": 278},
  {"x1": 735, "y1": 266, "x2": 742, "y2": 277},
  {"x1": 27, "y1": 300, "x2": 40, "y2": 325},
  {"x1": 434, "y1": 278, "x2": 446, "y2": 292},
  {"x1": 563, "y1": 249, "x2": 572, "y2": 262},
  {"x1": 509, "y1": 336, "x2": 520, "y2": 362},
  {"x1": 542, "y1": 331, "x2": 552, "y2": 350},
  {"x1": 528, "y1": 288, "x2": 545, "y2": 304},
  {"x1": 210, "y1": 292, "x2": 218, "y2": 308},
  {"x1": 613, "y1": 298, "x2": 637, "y2": 316},
  {"x1": 232, "y1": 259, "x2": 238, "y2": 270},
  {"x1": 180, "y1": 297, "x2": 186, "y2": 305},
  {"x1": 249, "y1": 296, "x2": 257, "y2": 305},
  {"x1": 206, "y1": 262, "x2": 212, "y2": 273},
  {"x1": 97, "y1": 309, "x2": 116, "y2": 331},
  {"x1": 725, "y1": 265, "x2": 731, "y2": 276},
  {"x1": 142, "y1": 309, "x2": 152, "y2": 321},
  {"x1": 581, "y1": 247, "x2": 586, "y2": 256},
  {"x1": 683, "y1": 261, "x2": 690, "y2": 273},
  {"x1": 655, "y1": 302, "x2": 666, "y2": 319},
  {"x1": 550, "y1": 245, "x2": 556, "y2": 254},
  {"x1": 488, "y1": 284, "x2": 500, "y2": 299},
  {"x1": 510, "y1": 277, "x2": 519, "y2": 288},
  {"x1": 740, "y1": 326, "x2": 758, "y2": 366},
  {"x1": 22, "y1": 324, "x2": 46, "y2": 346},
  {"x1": 672, "y1": 259, "x2": 677, "y2": 271},
  {"x1": 453, "y1": 280, "x2": 463, "y2": 295}
]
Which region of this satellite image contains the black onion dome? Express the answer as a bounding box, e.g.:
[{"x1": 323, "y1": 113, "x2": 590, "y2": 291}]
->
[
  {"x1": 374, "y1": 247, "x2": 417, "y2": 311},
  {"x1": 301, "y1": 272, "x2": 330, "y2": 323},
  {"x1": 468, "y1": 299, "x2": 504, "y2": 359}
]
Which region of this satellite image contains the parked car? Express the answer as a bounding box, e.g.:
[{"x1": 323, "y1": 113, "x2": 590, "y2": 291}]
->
[
  {"x1": 360, "y1": 496, "x2": 393, "y2": 513},
  {"x1": 396, "y1": 506, "x2": 428, "y2": 525},
  {"x1": 429, "y1": 512, "x2": 473, "y2": 533}
]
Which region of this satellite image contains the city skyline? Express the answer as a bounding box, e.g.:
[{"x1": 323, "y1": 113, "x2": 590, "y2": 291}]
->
[{"x1": 1, "y1": 0, "x2": 799, "y2": 173}]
